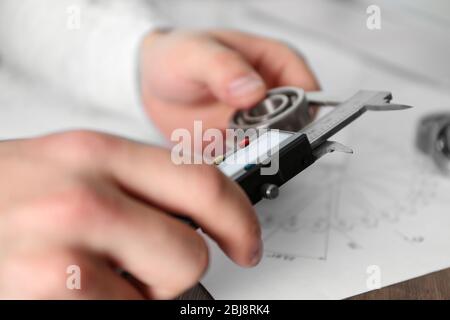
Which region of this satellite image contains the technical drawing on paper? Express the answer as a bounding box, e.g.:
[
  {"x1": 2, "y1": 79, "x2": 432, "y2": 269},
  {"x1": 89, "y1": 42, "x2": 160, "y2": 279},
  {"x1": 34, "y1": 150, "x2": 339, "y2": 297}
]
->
[{"x1": 256, "y1": 129, "x2": 440, "y2": 261}]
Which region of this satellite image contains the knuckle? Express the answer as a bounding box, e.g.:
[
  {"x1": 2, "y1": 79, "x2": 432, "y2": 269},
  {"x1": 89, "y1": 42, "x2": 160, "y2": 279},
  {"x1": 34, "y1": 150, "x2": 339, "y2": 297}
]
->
[
  {"x1": 210, "y1": 50, "x2": 243, "y2": 69},
  {"x1": 47, "y1": 130, "x2": 120, "y2": 163},
  {"x1": 41, "y1": 184, "x2": 121, "y2": 231},
  {"x1": 269, "y1": 39, "x2": 301, "y2": 58},
  {"x1": 61, "y1": 187, "x2": 100, "y2": 223},
  {"x1": 269, "y1": 38, "x2": 291, "y2": 51},
  {"x1": 62, "y1": 131, "x2": 116, "y2": 152}
]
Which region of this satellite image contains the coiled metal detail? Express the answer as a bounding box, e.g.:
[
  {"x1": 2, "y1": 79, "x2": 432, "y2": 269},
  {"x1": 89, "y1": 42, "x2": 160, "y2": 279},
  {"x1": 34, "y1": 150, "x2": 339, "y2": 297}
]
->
[{"x1": 229, "y1": 87, "x2": 313, "y2": 132}]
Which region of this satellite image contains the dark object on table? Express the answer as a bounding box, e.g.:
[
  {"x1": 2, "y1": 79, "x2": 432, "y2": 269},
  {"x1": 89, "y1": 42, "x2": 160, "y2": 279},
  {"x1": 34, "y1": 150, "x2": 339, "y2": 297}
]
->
[{"x1": 416, "y1": 112, "x2": 450, "y2": 175}]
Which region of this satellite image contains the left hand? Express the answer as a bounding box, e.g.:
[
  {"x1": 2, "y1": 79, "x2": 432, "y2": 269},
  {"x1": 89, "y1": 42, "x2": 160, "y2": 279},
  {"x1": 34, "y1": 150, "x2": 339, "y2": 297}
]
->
[{"x1": 139, "y1": 29, "x2": 320, "y2": 137}]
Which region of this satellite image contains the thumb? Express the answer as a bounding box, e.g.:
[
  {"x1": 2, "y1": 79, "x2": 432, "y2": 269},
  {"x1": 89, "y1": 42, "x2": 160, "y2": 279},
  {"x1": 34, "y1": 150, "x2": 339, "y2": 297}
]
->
[{"x1": 189, "y1": 41, "x2": 267, "y2": 109}]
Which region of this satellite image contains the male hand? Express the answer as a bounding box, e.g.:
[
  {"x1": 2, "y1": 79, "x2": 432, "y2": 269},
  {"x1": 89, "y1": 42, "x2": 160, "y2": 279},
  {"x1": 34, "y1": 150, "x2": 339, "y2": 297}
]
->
[
  {"x1": 140, "y1": 30, "x2": 320, "y2": 137},
  {"x1": 0, "y1": 131, "x2": 261, "y2": 299}
]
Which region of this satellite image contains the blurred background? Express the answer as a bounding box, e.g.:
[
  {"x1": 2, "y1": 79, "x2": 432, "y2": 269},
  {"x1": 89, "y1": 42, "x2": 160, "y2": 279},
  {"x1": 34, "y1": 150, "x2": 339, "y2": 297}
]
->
[{"x1": 1, "y1": 0, "x2": 449, "y2": 142}]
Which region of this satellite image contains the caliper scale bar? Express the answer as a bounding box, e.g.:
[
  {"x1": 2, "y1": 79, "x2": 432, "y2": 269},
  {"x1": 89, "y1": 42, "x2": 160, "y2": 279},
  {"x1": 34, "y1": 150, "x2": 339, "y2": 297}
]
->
[{"x1": 302, "y1": 90, "x2": 410, "y2": 149}]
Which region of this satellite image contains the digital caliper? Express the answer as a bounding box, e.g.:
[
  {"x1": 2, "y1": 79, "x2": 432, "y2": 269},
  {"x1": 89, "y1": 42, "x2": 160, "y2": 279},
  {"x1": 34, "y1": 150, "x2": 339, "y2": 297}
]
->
[{"x1": 215, "y1": 87, "x2": 412, "y2": 205}]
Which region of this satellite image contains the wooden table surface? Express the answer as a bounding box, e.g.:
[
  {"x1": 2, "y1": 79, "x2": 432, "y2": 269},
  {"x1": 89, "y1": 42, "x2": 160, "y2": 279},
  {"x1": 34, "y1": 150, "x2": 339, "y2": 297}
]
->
[
  {"x1": 178, "y1": 268, "x2": 450, "y2": 300},
  {"x1": 350, "y1": 268, "x2": 450, "y2": 300}
]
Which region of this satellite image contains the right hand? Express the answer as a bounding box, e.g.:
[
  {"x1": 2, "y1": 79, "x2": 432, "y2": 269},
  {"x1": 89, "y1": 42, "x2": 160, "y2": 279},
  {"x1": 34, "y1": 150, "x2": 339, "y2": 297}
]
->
[
  {"x1": 140, "y1": 29, "x2": 320, "y2": 137},
  {"x1": 0, "y1": 130, "x2": 261, "y2": 299}
]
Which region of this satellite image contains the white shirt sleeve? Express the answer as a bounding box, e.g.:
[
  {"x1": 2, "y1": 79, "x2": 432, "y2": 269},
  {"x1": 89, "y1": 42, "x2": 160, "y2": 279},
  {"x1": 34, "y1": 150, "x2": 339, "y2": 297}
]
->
[{"x1": 0, "y1": 0, "x2": 169, "y2": 119}]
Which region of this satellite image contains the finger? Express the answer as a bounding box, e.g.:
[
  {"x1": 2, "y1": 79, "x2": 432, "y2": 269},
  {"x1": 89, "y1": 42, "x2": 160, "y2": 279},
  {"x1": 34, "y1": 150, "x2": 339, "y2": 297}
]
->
[
  {"x1": 0, "y1": 246, "x2": 144, "y2": 299},
  {"x1": 9, "y1": 190, "x2": 208, "y2": 299},
  {"x1": 22, "y1": 132, "x2": 262, "y2": 270},
  {"x1": 209, "y1": 30, "x2": 320, "y2": 91},
  {"x1": 91, "y1": 194, "x2": 211, "y2": 299},
  {"x1": 107, "y1": 140, "x2": 262, "y2": 268},
  {"x1": 186, "y1": 37, "x2": 267, "y2": 109},
  {"x1": 8, "y1": 186, "x2": 210, "y2": 299}
]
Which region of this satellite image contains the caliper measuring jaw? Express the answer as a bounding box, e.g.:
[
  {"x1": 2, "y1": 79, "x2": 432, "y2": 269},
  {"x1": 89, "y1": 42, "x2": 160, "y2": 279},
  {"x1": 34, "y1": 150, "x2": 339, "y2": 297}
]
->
[{"x1": 305, "y1": 90, "x2": 412, "y2": 160}]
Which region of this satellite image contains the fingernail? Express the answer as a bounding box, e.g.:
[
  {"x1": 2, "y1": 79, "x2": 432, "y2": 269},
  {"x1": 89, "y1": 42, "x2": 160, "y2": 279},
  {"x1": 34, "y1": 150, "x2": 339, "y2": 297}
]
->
[
  {"x1": 228, "y1": 75, "x2": 265, "y2": 98},
  {"x1": 250, "y1": 239, "x2": 264, "y2": 266}
]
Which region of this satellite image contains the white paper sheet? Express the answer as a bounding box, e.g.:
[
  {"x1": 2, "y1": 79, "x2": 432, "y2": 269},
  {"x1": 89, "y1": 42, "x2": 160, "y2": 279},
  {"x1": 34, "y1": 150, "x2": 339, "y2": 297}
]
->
[
  {"x1": 1, "y1": 0, "x2": 449, "y2": 300},
  {"x1": 157, "y1": 0, "x2": 450, "y2": 299},
  {"x1": 203, "y1": 97, "x2": 450, "y2": 299}
]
